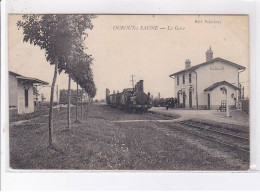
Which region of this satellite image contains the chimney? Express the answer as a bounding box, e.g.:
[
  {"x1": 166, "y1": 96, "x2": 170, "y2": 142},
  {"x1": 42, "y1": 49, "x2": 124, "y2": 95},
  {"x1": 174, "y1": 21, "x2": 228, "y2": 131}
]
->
[
  {"x1": 206, "y1": 47, "x2": 213, "y2": 61},
  {"x1": 185, "y1": 59, "x2": 191, "y2": 69}
]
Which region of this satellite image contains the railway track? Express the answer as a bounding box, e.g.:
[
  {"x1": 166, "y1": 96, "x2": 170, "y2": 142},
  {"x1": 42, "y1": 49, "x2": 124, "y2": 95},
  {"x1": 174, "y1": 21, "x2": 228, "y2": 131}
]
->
[
  {"x1": 176, "y1": 120, "x2": 249, "y2": 153},
  {"x1": 179, "y1": 120, "x2": 249, "y2": 140},
  {"x1": 183, "y1": 120, "x2": 248, "y2": 137}
]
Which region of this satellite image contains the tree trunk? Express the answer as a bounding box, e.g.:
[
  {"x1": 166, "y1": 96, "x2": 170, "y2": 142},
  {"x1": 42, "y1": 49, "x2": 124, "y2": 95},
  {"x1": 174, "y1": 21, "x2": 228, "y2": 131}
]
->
[
  {"x1": 56, "y1": 85, "x2": 59, "y2": 113},
  {"x1": 81, "y1": 90, "x2": 83, "y2": 119},
  {"x1": 67, "y1": 74, "x2": 71, "y2": 129},
  {"x1": 48, "y1": 57, "x2": 58, "y2": 146},
  {"x1": 76, "y1": 83, "x2": 79, "y2": 121},
  {"x1": 88, "y1": 94, "x2": 91, "y2": 104},
  {"x1": 85, "y1": 93, "x2": 88, "y2": 115}
]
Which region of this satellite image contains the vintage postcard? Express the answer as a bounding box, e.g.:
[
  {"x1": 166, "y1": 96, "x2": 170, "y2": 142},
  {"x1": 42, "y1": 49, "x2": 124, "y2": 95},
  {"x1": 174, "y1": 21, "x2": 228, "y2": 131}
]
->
[{"x1": 8, "y1": 14, "x2": 249, "y2": 170}]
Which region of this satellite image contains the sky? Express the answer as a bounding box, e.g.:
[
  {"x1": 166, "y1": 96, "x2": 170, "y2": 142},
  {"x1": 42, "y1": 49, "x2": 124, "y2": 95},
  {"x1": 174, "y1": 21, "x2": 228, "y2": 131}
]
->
[{"x1": 9, "y1": 15, "x2": 249, "y2": 101}]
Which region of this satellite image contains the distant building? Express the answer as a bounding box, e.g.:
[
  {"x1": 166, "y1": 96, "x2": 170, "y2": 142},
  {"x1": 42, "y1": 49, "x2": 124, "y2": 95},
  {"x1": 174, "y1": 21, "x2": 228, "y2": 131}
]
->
[
  {"x1": 59, "y1": 89, "x2": 89, "y2": 105},
  {"x1": 9, "y1": 71, "x2": 48, "y2": 115},
  {"x1": 169, "y1": 47, "x2": 246, "y2": 110}
]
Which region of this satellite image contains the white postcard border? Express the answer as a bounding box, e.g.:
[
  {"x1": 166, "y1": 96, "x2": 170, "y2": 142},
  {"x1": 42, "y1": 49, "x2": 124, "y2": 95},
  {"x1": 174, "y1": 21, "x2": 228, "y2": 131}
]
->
[{"x1": 1, "y1": 0, "x2": 260, "y2": 190}]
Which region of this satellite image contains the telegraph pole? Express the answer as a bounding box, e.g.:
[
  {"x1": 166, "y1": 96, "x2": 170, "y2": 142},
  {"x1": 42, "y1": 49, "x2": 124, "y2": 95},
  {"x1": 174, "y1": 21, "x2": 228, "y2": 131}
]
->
[
  {"x1": 226, "y1": 87, "x2": 231, "y2": 117},
  {"x1": 130, "y1": 74, "x2": 135, "y2": 88}
]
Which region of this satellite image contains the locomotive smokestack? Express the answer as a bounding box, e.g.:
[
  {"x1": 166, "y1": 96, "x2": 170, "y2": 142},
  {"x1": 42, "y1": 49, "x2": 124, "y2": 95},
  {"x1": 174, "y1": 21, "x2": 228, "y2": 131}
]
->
[
  {"x1": 134, "y1": 80, "x2": 144, "y2": 93},
  {"x1": 137, "y1": 81, "x2": 140, "y2": 93},
  {"x1": 106, "y1": 88, "x2": 110, "y2": 97},
  {"x1": 134, "y1": 81, "x2": 138, "y2": 92},
  {"x1": 139, "y1": 80, "x2": 144, "y2": 93}
]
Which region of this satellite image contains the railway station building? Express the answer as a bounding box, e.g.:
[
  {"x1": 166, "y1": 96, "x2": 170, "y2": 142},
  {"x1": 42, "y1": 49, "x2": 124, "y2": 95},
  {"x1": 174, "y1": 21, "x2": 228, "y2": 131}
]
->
[
  {"x1": 169, "y1": 47, "x2": 246, "y2": 110},
  {"x1": 9, "y1": 71, "x2": 49, "y2": 115}
]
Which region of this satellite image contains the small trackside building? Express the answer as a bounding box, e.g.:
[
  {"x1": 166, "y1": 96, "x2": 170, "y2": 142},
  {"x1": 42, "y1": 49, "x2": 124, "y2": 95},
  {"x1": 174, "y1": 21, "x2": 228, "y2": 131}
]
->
[
  {"x1": 169, "y1": 47, "x2": 246, "y2": 110},
  {"x1": 9, "y1": 71, "x2": 49, "y2": 115}
]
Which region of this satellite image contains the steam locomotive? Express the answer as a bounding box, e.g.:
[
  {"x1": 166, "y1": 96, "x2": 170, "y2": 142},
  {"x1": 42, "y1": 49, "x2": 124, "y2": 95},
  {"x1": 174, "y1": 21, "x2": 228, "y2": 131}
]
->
[{"x1": 106, "y1": 80, "x2": 153, "y2": 113}]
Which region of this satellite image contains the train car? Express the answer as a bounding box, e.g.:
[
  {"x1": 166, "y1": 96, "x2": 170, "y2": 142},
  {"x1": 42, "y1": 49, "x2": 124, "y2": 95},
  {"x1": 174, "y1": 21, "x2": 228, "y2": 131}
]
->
[
  {"x1": 152, "y1": 97, "x2": 166, "y2": 107},
  {"x1": 166, "y1": 97, "x2": 175, "y2": 108},
  {"x1": 106, "y1": 80, "x2": 152, "y2": 113}
]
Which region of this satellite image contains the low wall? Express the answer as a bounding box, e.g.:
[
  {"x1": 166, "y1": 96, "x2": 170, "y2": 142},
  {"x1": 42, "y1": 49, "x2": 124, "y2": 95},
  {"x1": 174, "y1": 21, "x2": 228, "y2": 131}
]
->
[
  {"x1": 241, "y1": 99, "x2": 249, "y2": 114},
  {"x1": 9, "y1": 107, "x2": 18, "y2": 117}
]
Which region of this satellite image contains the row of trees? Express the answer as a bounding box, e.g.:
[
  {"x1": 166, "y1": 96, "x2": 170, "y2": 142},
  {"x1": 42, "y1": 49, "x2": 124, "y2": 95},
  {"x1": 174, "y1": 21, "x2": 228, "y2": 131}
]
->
[
  {"x1": 18, "y1": 14, "x2": 97, "y2": 146},
  {"x1": 59, "y1": 89, "x2": 85, "y2": 105}
]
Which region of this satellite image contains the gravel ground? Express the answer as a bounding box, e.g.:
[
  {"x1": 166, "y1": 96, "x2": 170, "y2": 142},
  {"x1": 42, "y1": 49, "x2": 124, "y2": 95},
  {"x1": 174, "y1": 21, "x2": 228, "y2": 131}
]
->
[
  {"x1": 9, "y1": 103, "x2": 249, "y2": 170},
  {"x1": 150, "y1": 107, "x2": 249, "y2": 127}
]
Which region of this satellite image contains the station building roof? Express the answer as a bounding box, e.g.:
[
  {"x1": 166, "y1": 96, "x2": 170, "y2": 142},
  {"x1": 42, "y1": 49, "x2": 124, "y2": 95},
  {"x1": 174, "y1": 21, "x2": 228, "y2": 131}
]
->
[
  {"x1": 9, "y1": 71, "x2": 49, "y2": 85},
  {"x1": 204, "y1": 81, "x2": 240, "y2": 91},
  {"x1": 169, "y1": 57, "x2": 246, "y2": 77}
]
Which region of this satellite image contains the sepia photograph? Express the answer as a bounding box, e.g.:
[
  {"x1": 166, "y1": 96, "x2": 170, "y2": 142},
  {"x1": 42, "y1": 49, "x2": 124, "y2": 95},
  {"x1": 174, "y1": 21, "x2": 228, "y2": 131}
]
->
[{"x1": 8, "y1": 14, "x2": 249, "y2": 170}]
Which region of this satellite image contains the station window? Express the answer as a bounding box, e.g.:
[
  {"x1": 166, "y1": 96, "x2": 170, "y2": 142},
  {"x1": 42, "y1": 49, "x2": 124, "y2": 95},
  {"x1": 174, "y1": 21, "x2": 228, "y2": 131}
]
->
[
  {"x1": 189, "y1": 73, "x2": 192, "y2": 83},
  {"x1": 25, "y1": 89, "x2": 29, "y2": 107},
  {"x1": 177, "y1": 76, "x2": 179, "y2": 85},
  {"x1": 183, "y1": 74, "x2": 185, "y2": 84}
]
